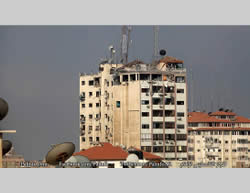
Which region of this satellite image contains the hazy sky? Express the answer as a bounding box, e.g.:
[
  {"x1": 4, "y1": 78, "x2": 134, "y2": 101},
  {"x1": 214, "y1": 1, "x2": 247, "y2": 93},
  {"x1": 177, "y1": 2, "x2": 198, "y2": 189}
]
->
[{"x1": 0, "y1": 26, "x2": 250, "y2": 160}]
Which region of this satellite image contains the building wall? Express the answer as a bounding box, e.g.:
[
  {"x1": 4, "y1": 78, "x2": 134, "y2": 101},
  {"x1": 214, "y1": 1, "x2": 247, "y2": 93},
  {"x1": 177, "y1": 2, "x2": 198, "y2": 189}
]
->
[
  {"x1": 188, "y1": 129, "x2": 250, "y2": 168},
  {"x1": 79, "y1": 62, "x2": 188, "y2": 161}
]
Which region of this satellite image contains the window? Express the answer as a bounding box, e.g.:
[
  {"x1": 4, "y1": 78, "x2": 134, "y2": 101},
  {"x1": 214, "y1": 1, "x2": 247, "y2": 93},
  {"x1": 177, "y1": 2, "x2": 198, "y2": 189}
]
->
[
  {"x1": 177, "y1": 134, "x2": 187, "y2": 140},
  {"x1": 89, "y1": 80, "x2": 94, "y2": 86},
  {"x1": 141, "y1": 100, "x2": 149, "y2": 105},
  {"x1": 153, "y1": 134, "x2": 163, "y2": 140},
  {"x1": 96, "y1": 103, "x2": 100, "y2": 107},
  {"x1": 142, "y1": 124, "x2": 149, "y2": 129},
  {"x1": 108, "y1": 163, "x2": 115, "y2": 168},
  {"x1": 89, "y1": 103, "x2": 92, "y2": 108},
  {"x1": 177, "y1": 101, "x2": 184, "y2": 105},
  {"x1": 130, "y1": 74, "x2": 136, "y2": 81},
  {"x1": 82, "y1": 137, "x2": 85, "y2": 142},
  {"x1": 82, "y1": 103, "x2": 85, "y2": 108},
  {"x1": 96, "y1": 91, "x2": 100, "y2": 97},
  {"x1": 153, "y1": 122, "x2": 163, "y2": 129},
  {"x1": 89, "y1": 114, "x2": 93, "y2": 119},
  {"x1": 89, "y1": 92, "x2": 92, "y2": 97},
  {"x1": 116, "y1": 101, "x2": 120, "y2": 108},
  {"x1": 142, "y1": 112, "x2": 149, "y2": 117},
  {"x1": 89, "y1": 137, "x2": 93, "y2": 142},
  {"x1": 177, "y1": 124, "x2": 185, "y2": 129},
  {"x1": 81, "y1": 81, "x2": 85, "y2": 85},
  {"x1": 177, "y1": 89, "x2": 184, "y2": 93},
  {"x1": 122, "y1": 75, "x2": 128, "y2": 82},
  {"x1": 175, "y1": 76, "x2": 185, "y2": 83},
  {"x1": 96, "y1": 137, "x2": 99, "y2": 142},
  {"x1": 152, "y1": 98, "x2": 162, "y2": 105},
  {"x1": 177, "y1": 112, "x2": 184, "y2": 117},
  {"x1": 141, "y1": 88, "x2": 149, "y2": 93},
  {"x1": 153, "y1": 146, "x2": 163, "y2": 152}
]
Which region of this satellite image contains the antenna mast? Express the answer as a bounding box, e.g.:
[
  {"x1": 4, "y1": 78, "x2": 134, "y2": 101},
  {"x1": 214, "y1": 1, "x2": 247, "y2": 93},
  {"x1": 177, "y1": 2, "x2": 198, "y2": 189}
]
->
[
  {"x1": 153, "y1": 26, "x2": 159, "y2": 62},
  {"x1": 120, "y1": 26, "x2": 132, "y2": 64}
]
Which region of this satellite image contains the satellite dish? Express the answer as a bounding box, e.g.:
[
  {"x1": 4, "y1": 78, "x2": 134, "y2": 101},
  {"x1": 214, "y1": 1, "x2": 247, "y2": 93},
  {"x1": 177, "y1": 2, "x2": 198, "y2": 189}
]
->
[
  {"x1": 126, "y1": 153, "x2": 139, "y2": 162},
  {"x1": 45, "y1": 142, "x2": 75, "y2": 166},
  {"x1": 2, "y1": 140, "x2": 12, "y2": 156},
  {"x1": 159, "y1": 49, "x2": 166, "y2": 56},
  {"x1": 65, "y1": 155, "x2": 92, "y2": 168},
  {"x1": 0, "y1": 98, "x2": 8, "y2": 120}
]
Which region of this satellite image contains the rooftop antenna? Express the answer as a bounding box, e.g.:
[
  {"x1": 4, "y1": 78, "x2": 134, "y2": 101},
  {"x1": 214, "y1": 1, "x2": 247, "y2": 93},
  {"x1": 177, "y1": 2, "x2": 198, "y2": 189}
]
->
[
  {"x1": 153, "y1": 26, "x2": 159, "y2": 63},
  {"x1": 120, "y1": 26, "x2": 132, "y2": 64}
]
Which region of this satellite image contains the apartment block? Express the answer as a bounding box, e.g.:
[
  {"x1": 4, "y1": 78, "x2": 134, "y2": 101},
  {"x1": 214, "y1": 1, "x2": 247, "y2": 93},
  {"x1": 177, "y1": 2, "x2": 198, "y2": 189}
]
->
[
  {"x1": 79, "y1": 56, "x2": 188, "y2": 160},
  {"x1": 187, "y1": 110, "x2": 250, "y2": 168}
]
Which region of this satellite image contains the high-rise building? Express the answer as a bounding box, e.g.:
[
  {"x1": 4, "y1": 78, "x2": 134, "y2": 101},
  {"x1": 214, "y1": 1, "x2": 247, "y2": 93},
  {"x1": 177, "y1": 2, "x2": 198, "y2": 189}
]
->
[
  {"x1": 79, "y1": 56, "x2": 188, "y2": 160},
  {"x1": 187, "y1": 110, "x2": 250, "y2": 167}
]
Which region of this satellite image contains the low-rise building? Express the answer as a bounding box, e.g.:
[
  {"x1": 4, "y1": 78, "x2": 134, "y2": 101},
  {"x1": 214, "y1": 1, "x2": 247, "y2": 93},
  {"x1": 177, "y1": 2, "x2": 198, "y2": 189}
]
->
[
  {"x1": 74, "y1": 142, "x2": 163, "y2": 168},
  {"x1": 187, "y1": 110, "x2": 250, "y2": 168}
]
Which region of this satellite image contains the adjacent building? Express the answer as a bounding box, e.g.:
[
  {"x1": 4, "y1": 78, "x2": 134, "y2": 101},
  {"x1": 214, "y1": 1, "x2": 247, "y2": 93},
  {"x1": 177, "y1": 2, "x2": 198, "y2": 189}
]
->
[
  {"x1": 187, "y1": 110, "x2": 250, "y2": 168},
  {"x1": 79, "y1": 56, "x2": 188, "y2": 160}
]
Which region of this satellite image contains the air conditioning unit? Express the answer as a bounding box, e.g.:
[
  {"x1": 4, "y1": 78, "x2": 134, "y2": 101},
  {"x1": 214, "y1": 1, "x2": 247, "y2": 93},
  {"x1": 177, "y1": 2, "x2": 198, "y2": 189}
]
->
[
  {"x1": 146, "y1": 93, "x2": 149, "y2": 96},
  {"x1": 159, "y1": 141, "x2": 162, "y2": 145},
  {"x1": 159, "y1": 105, "x2": 163, "y2": 108},
  {"x1": 146, "y1": 105, "x2": 150, "y2": 108},
  {"x1": 153, "y1": 142, "x2": 157, "y2": 145},
  {"x1": 178, "y1": 118, "x2": 182, "y2": 121}
]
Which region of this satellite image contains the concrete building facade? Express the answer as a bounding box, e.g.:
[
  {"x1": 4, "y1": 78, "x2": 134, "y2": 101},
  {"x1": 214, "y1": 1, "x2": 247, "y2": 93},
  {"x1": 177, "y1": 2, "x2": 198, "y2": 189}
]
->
[
  {"x1": 79, "y1": 56, "x2": 188, "y2": 160},
  {"x1": 187, "y1": 110, "x2": 250, "y2": 168}
]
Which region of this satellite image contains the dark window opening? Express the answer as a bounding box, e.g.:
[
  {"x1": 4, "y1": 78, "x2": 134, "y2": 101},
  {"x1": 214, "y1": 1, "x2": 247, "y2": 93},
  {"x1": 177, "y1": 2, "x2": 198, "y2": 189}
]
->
[
  {"x1": 177, "y1": 101, "x2": 184, "y2": 105},
  {"x1": 165, "y1": 134, "x2": 175, "y2": 140},
  {"x1": 165, "y1": 122, "x2": 175, "y2": 128},
  {"x1": 153, "y1": 122, "x2": 163, "y2": 129},
  {"x1": 165, "y1": 98, "x2": 175, "y2": 105},
  {"x1": 177, "y1": 112, "x2": 185, "y2": 117},
  {"x1": 165, "y1": 146, "x2": 175, "y2": 152},
  {"x1": 139, "y1": 74, "x2": 150, "y2": 80},
  {"x1": 165, "y1": 86, "x2": 175, "y2": 93},
  {"x1": 122, "y1": 75, "x2": 128, "y2": 82},
  {"x1": 177, "y1": 124, "x2": 185, "y2": 129},
  {"x1": 141, "y1": 88, "x2": 149, "y2": 93},
  {"x1": 165, "y1": 110, "x2": 175, "y2": 117},
  {"x1": 153, "y1": 134, "x2": 163, "y2": 140},
  {"x1": 81, "y1": 81, "x2": 85, "y2": 85},
  {"x1": 153, "y1": 146, "x2": 163, "y2": 152},
  {"x1": 177, "y1": 89, "x2": 184, "y2": 93},
  {"x1": 152, "y1": 98, "x2": 162, "y2": 105},
  {"x1": 177, "y1": 134, "x2": 187, "y2": 140},
  {"x1": 153, "y1": 110, "x2": 163, "y2": 117},
  {"x1": 141, "y1": 100, "x2": 149, "y2": 105},
  {"x1": 142, "y1": 112, "x2": 149, "y2": 117},
  {"x1": 130, "y1": 74, "x2": 136, "y2": 81},
  {"x1": 116, "y1": 101, "x2": 120, "y2": 108},
  {"x1": 152, "y1": 86, "x2": 162, "y2": 93},
  {"x1": 142, "y1": 124, "x2": 150, "y2": 129},
  {"x1": 89, "y1": 80, "x2": 94, "y2": 86},
  {"x1": 152, "y1": 74, "x2": 162, "y2": 81}
]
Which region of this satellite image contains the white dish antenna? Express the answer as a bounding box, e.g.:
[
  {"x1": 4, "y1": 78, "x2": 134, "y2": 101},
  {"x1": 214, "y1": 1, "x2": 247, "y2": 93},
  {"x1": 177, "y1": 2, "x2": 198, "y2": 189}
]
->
[
  {"x1": 126, "y1": 153, "x2": 139, "y2": 163},
  {"x1": 65, "y1": 155, "x2": 92, "y2": 168}
]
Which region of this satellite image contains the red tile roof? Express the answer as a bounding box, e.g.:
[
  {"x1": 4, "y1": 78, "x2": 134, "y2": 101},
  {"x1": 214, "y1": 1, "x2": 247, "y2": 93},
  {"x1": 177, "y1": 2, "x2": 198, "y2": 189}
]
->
[
  {"x1": 188, "y1": 112, "x2": 250, "y2": 123},
  {"x1": 74, "y1": 143, "x2": 162, "y2": 161},
  {"x1": 188, "y1": 127, "x2": 250, "y2": 131},
  {"x1": 74, "y1": 143, "x2": 128, "y2": 161}
]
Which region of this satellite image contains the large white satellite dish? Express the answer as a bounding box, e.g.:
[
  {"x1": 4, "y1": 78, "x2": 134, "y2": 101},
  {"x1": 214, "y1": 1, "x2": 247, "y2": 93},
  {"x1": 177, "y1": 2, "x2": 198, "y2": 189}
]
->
[{"x1": 65, "y1": 155, "x2": 92, "y2": 168}]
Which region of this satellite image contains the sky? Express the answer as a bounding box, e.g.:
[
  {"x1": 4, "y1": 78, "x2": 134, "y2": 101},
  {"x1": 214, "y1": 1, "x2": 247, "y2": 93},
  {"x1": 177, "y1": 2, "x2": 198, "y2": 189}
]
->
[{"x1": 0, "y1": 26, "x2": 250, "y2": 160}]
